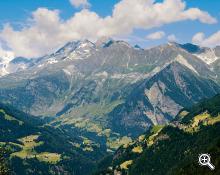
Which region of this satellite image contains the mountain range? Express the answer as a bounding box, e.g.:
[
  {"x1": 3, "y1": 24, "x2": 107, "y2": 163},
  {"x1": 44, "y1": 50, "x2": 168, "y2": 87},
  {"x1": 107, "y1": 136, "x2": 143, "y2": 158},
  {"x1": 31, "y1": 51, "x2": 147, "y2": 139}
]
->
[{"x1": 0, "y1": 39, "x2": 220, "y2": 174}]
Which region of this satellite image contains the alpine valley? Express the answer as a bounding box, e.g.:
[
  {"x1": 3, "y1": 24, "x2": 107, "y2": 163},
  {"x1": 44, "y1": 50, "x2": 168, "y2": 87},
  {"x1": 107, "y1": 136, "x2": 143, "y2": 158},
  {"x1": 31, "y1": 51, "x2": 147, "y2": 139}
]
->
[{"x1": 0, "y1": 39, "x2": 220, "y2": 175}]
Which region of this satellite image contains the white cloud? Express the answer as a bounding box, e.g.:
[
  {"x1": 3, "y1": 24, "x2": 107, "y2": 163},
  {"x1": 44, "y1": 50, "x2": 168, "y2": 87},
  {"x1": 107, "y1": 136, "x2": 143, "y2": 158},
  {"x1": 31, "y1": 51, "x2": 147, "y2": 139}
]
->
[
  {"x1": 0, "y1": 0, "x2": 217, "y2": 58},
  {"x1": 192, "y1": 31, "x2": 220, "y2": 47},
  {"x1": 146, "y1": 31, "x2": 165, "y2": 40},
  {"x1": 0, "y1": 44, "x2": 14, "y2": 61},
  {"x1": 167, "y1": 34, "x2": 178, "y2": 42},
  {"x1": 69, "y1": 0, "x2": 90, "y2": 8}
]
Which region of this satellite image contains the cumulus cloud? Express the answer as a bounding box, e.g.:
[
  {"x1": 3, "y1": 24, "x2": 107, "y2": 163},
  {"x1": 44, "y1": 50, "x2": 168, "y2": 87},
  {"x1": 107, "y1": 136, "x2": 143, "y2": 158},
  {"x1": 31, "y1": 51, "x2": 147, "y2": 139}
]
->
[
  {"x1": 146, "y1": 31, "x2": 165, "y2": 40},
  {"x1": 192, "y1": 31, "x2": 220, "y2": 47},
  {"x1": 0, "y1": 0, "x2": 217, "y2": 58},
  {"x1": 167, "y1": 34, "x2": 178, "y2": 42},
  {"x1": 69, "y1": 0, "x2": 90, "y2": 8},
  {"x1": 0, "y1": 43, "x2": 14, "y2": 61}
]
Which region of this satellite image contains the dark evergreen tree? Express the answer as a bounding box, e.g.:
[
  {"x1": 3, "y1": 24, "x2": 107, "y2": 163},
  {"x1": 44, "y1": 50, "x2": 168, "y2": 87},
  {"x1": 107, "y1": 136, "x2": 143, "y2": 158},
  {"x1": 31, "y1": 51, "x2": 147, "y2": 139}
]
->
[{"x1": 0, "y1": 147, "x2": 9, "y2": 175}]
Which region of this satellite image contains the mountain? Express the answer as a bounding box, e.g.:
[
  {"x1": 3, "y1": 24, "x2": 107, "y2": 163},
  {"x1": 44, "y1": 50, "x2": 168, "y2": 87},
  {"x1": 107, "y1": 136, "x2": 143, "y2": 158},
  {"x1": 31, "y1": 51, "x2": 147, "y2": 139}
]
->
[
  {"x1": 1, "y1": 41, "x2": 219, "y2": 77},
  {"x1": 0, "y1": 40, "x2": 216, "y2": 114},
  {"x1": 108, "y1": 61, "x2": 220, "y2": 137},
  {"x1": 1, "y1": 41, "x2": 216, "y2": 77},
  {"x1": 0, "y1": 103, "x2": 108, "y2": 175},
  {"x1": 0, "y1": 40, "x2": 220, "y2": 174},
  {"x1": 96, "y1": 94, "x2": 220, "y2": 175},
  {"x1": 177, "y1": 43, "x2": 204, "y2": 53},
  {"x1": 212, "y1": 57, "x2": 220, "y2": 83},
  {"x1": 177, "y1": 43, "x2": 220, "y2": 65},
  {"x1": 0, "y1": 40, "x2": 219, "y2": 148}
]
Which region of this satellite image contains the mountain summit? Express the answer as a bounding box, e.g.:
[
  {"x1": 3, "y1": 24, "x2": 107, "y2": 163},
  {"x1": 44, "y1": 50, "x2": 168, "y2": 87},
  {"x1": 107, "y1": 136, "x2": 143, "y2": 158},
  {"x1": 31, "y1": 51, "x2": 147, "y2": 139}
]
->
[{"x1": 0, "y1": 40, "x2": 219, "y2": 137}]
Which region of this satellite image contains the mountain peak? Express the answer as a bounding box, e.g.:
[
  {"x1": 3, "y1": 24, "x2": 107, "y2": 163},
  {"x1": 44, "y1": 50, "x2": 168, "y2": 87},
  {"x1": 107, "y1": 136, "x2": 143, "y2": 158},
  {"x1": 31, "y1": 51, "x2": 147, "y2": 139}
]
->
[
  {"x1": 134, "y1": 44, "x2": 142, "y2": 50},
  {"x1": 96, "y1": 37, "x2": 114, "y2": 47},
  {"x1": 10, "y1": 57, "x2": 30, "y2": 64},
  {"x1": 96, "y1": 37, "x2": 132, "y2": 48},
  {"x1": 115, "y1": 40, "x2": 132, "y2": 48},
  {"x1": 77, "y1": 39, "x2": 95, "y2": 49},
  {"x1": 55, "y1": 39, "x2": 95, "y2": 54},
  {"x1": 178, "y1": 43, "x2": 204, "y2": 54},
  {"x1": 96, "y1": 36, "x2": 112, "y2": 41}
]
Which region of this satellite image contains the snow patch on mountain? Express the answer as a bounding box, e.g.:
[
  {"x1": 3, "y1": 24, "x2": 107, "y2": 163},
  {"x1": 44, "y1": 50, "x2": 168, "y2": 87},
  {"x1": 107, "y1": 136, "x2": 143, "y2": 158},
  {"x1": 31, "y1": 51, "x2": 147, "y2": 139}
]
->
[
  {"x1": 47, "y1": 58, "x2": 58, "y2": 64},
  {"x1": 194, "y1": 49, "x2": 219, "y2": 64}
]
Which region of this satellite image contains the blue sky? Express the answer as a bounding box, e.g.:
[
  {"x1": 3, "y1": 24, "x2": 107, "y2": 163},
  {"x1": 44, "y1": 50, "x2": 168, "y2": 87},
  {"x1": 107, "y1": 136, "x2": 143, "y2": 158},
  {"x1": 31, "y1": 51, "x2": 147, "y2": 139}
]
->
[
  {"x1": 0, "y1": 0, "x2": 220, "y2": 58},
  {"x1": 0, "y1": 0, "x2": 118, "y2": 25}
]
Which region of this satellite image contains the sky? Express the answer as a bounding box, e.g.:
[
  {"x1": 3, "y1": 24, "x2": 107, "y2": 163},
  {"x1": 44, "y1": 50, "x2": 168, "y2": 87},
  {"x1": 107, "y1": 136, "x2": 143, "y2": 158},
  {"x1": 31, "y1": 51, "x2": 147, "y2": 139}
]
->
[{"x1": 0, "y1": 0, "x2": 220, "y2": 59}]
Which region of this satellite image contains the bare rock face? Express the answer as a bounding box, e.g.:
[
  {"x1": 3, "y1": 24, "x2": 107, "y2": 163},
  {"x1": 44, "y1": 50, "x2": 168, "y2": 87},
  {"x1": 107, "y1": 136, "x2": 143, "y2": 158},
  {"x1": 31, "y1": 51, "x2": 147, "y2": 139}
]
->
[
  {"x1": 144, "y1": 81, "x2": 182, "y2": 125},
  {"x1": 108, "y1": 61, "x2": 220, "y2": 137}
]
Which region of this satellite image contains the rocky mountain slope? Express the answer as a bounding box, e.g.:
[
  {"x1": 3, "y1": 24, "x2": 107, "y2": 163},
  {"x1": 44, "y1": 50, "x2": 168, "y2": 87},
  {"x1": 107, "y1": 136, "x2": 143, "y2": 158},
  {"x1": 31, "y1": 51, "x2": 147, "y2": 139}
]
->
[
  {"x1": 108, "y1": 61, "x2": 220, "y2": 137},
  {"x1": 0, "y1": 39, "x2": 219, "y2": 150},
  {"x1": 96, "y1": 94, "x2": 220, "y2": 175},
  {"x1": 176, "y1": 43, "x2": 220, "y2": 65}
]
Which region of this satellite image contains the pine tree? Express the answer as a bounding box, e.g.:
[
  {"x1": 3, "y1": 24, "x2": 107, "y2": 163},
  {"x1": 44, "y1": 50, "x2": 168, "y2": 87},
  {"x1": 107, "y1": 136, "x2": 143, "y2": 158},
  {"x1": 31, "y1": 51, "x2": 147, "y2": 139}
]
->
[{"x1": 0, "y1": 147, "x2": 9, "y2": 175}]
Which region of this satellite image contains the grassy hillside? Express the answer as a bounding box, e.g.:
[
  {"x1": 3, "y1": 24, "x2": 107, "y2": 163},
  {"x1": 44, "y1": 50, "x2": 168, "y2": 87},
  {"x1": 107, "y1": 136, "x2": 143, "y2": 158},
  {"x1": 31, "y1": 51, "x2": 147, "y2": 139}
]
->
[
  {"x1": 96, "y1": 95, "x2": 220, "y2": 175},
  {"x1": 0, "y1": 103, "x2": 107, "y2": 175}
]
